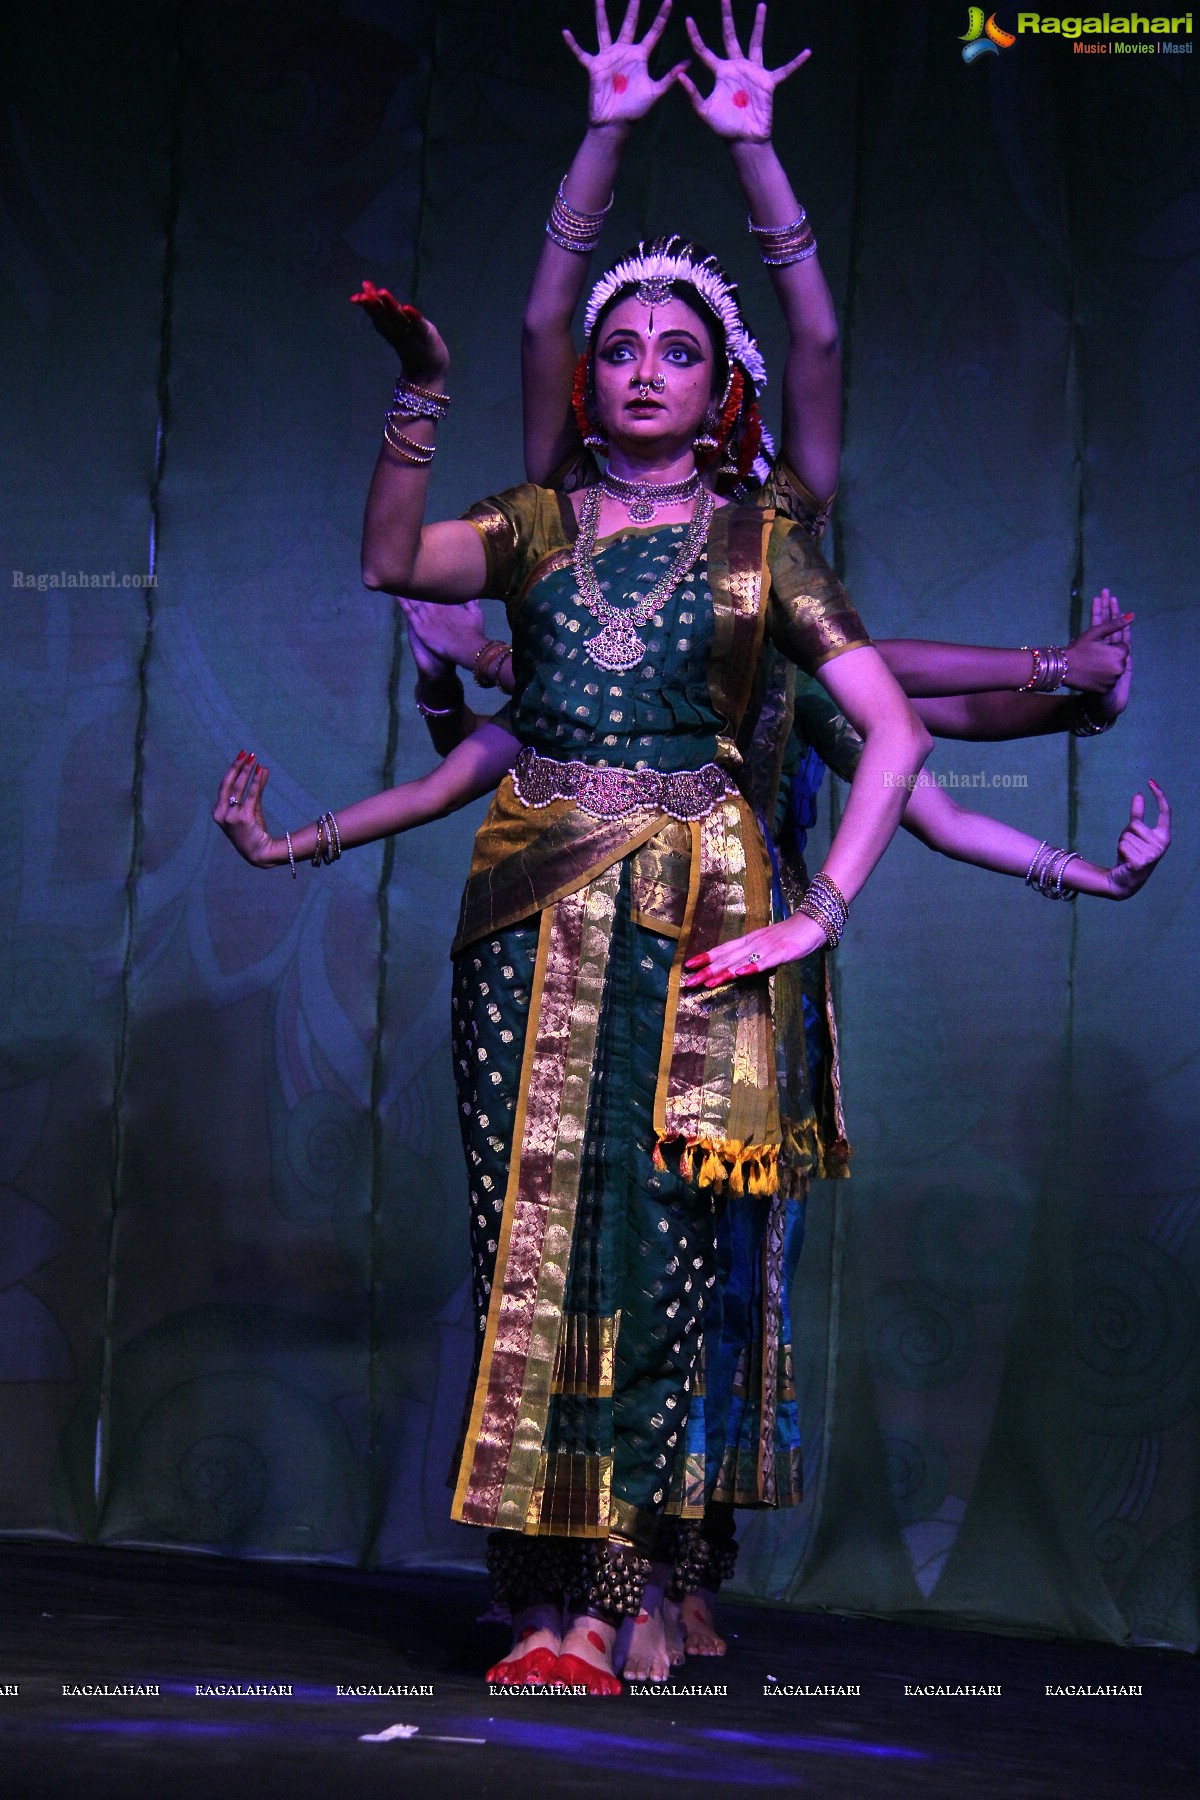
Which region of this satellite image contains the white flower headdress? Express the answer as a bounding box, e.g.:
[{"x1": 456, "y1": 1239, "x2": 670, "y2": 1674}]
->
[{"x1": 584, "y1": 236, "x2": 768, "y2": 392}]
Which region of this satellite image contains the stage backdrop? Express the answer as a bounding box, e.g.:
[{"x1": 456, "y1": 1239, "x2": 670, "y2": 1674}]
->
[{"x1": 1, "y1": 1, "x2": 1196, "y2": 1650}]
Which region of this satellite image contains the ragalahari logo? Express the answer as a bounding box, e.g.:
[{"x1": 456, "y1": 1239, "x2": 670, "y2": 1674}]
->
[{"x1": 961, "y1": 7, "x2": 1018, "y2": 58}]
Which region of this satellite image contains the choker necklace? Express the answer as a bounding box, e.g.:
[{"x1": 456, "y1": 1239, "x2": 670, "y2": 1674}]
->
[
  {"x1": 600, "y1": 467, "x2": 702, "y2": 525},
  {"x1": 573, "y1": 483, "x2": 714, "y2": 673}
]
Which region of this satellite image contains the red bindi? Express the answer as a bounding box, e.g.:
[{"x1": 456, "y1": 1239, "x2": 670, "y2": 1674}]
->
[
  {"x1": 733, "y1": 89, "x2": 749, "y2": 108},
  {"x1": 613, "y1": 73, "x2": 628, "y2": 93}
]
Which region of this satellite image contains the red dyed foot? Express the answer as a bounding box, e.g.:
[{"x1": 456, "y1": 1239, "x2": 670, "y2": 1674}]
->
[
  {"x1": 549, "y1": 1652, "x2": 622, "y2": 1696},
  {"x1": 486, "y1": 1646, "x2": 559, "y2": 1686}
]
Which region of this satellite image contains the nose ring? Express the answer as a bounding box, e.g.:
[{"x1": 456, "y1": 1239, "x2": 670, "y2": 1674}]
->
[{"x1": 634, "y1": 374, "x2": 667, "y2": 397}]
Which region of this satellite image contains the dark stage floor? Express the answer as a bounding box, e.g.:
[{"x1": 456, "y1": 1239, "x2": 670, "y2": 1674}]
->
[{"x1": 0, "y1": 1543, "x2": 1194, "y2": 1799}]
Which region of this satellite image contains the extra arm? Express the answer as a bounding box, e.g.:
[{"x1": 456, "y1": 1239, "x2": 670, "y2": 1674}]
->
[
  {"x1": 213, "y1": 724, "x2": 520, "y2": 870},
  {"x1": 524, "y1": 1, "x2": 685, "y2": 482},
  {"x1": 902, "y1": 777, "x2": 1171, "y2": 900},
  {"x1": 678, "y1": 3, "x2": 839, "y2": 502}
]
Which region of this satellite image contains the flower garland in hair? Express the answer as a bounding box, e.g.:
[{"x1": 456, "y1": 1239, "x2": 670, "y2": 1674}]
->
[
  {"x1": 571, "y1": 351, "x2": 591, "y2": 441},
  {"x1": 735, "y1": 398, "x2": 763, "y2": 478},
  {"x1": 584, "y1": 236, "x2": 768, "y2": 391},
  {"x1": 719, "y1": 368, "x2": 745, "y2": 446}
]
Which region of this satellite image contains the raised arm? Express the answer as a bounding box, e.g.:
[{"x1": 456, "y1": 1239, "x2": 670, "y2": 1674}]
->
[
  {"x1": 352, "y1": 300, "x2": 491, "y2": 599},
  {"x1": 679, "y1": 2, "x2": 840, "y2": 502},
  {"x1": 525, "y1": 1, "x2": 684, "y2": 482},
  {"x1": 212, "y1": 722, "x2": 520, "y2": 873}
]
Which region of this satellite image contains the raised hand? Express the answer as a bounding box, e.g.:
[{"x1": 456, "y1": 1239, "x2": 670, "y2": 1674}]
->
[
  {"x1": 564, "y1": 0, "x2": 687, "y2": 127},
  {"x1": 1082, "y1": 588, "x2": 1133, "y2": 723},
  {"x1": 1065, "y1": 590, "x2": 1132, "y2": 695},
  {"x1": 1106, "y1": 780, "x2": 1170, "y2": 899},
  {"x1": 678, "y1": 0, "x2": 810, "y2": 142},
  {"x1": 350, "y1": 284, "x2": 449, "y2": 381},
  {"x1": 212, "y1": 752, "x2": 279, "y2": 868}
]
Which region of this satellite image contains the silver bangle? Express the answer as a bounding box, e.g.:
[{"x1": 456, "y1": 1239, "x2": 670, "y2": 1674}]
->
[
  {"x1": 547, "y1": 182, "x2": 612, "y2": 255},
  {"x1": 1024, "y1": 840, "x2": 1080, "y2": 901},
  {"x1": 286, "y1": 830, "x2": 297, "y2": 880},
  {"x1": 1071, "y1": 696, "x2": 1115, "y2": 736},
  {"x1": 390, "y1": 377, "x2": 449, "y2": 421},
  {"x1": 416, "y1": 674, "x2": 465, "y2": 718},
  {"x1": 383, "y1": 417, "x2": 435, "y2": 464},
  {"x1": 748, "y1": 210, "x2": 818, "y2": 267},
  {"x1": 797, "y1": 871, "x2": 849, "y2": 948},
  {"x1": 1018, "y1": 645, "x2": 1069, "y2": 692}
]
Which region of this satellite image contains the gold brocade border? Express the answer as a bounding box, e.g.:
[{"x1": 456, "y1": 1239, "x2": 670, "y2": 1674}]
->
[
  {"x1": 526, "y1": 1453, "x2": 614, "y2": 1537},
  {"x1": 706, "y1": 504, "x2": 774, "y2": 764},
  {"x1": 452, "y1": 866, "x2": 621, "y2": 1530},
  {"x1": 451, "y1": 903, "x2": 556, "y2": 1526},
  {"x1": 498, "y1": 867, "x2": 620, "y2": 1525},
  {"x1": 453, "y1": 775, "x2": 667, "y2": 956},
  {"x1": 663, "y1": 1450, "x2": 707, "y2": 1519},
  {"x1": 653, "y1": 798, "x2": 780, "y2": 1175},
  {"x1": 757, "y1": 1190, "x2": 787, "y2": 1505},
  {"x1": 551, "y1": 1312, "x2": 618, "y2": 1398}
]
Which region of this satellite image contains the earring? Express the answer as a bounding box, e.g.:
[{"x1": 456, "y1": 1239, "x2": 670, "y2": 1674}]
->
[
  {"x1": 572, "y1": 351, "x2": 608, "y2": 453},
  {"x1": 694, "y1": 402, "x2": 721, "y2": 456}
]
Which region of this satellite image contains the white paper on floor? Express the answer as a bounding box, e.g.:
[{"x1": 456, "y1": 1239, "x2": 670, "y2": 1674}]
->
[{"x1": 359, "y1": 1724, "x2": 486, "y2": 1745}]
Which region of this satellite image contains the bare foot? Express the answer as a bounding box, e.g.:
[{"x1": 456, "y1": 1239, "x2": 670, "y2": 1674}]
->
[
  {"x1": 552, "y1": 1610, "x2": 622, "y2": 1695},
  {"x1": 681, "y1": 1587, "x2": 727, "y2": 1656},
  {"x1": 486, "y1": 1601, "x2": 561, "y2": 1685},
  {"x1": 617, "y1": 1602, "x2": 673, "y2": 1683},
  {"x1": 663, "y1": 1595, "x2": 686, "y2": 1667}
]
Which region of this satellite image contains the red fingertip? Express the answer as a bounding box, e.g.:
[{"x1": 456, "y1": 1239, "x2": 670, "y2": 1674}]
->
[
  {"x1": 400, "y1": 304, "x2": 422, "y2": 319},
  {"x1": 1123, "y1": 612, "x2": 1134, "y2": 622}
]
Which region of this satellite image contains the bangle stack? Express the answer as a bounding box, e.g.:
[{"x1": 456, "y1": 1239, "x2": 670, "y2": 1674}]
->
[
  {"x1": 1018, "y1": 645, "x2": 1069, "y2": 692},
  {"x1": 797, "y1": 871, "x2": 848, "y2": 948},
  {"x1": 1070, "y1": 695, "x2": 1115, "y2": 736},
  {"x1": 473, "y1": 640, "x2": 513, "y2": 689},
  {"x1": 416, "y1": 676, "x2": 465, "y2": 718},
  {"x1": 748, "y1": 210, "x2": 817, "y2": 267},
  {"x1": 546, "y1": 182, "x2": 612, "y2": 255},
  {"x1": 383, "y1": 377, "x2": 448, "y2": 466},
  {"x1": 1025, "y1": 840, "x2": 1080, "y2": 900},
  {"x1": 311, "y1": 811, "x2": 343, "y2": 868}
]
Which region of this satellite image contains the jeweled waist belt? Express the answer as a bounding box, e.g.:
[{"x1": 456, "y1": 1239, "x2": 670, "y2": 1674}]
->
[{"x1": 511, "y1": 745, "x2": 737, "y2": 823}]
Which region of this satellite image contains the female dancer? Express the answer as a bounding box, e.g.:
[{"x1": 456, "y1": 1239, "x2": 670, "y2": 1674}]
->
[
  {"x1": 348, "y1": 0, "x2": 1139, "y2": 1675},
  {"x1": 218, "y1": 2, "x2": 1167, "y2": 1696},
  {"x1": 352, "y1": 1, "x2": 940, "y2": 1684}
]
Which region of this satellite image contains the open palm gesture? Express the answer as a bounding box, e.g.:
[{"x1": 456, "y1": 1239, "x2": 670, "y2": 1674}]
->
[
  {"x1": 1089, "y1": 587, "x2": 1133, "y2": 724},
  {"x1": 564, "y1": 0, "x2": 686, "y2": 128},
  {"x1": 679, "y1": 1, "x2": 810, "y2": 142}
]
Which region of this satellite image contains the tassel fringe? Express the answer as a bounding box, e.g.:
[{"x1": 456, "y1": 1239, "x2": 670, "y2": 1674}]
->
[{"x1": 654, "y1": 1135, "x2": 783, "y2": 1198}]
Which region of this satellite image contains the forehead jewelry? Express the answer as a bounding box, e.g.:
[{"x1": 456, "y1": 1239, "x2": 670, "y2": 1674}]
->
[{"x1": 588, "y1": 239, "x2": 768, "y2": 392}]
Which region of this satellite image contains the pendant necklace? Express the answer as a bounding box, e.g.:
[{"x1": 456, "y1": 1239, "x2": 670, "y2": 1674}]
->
[{"x1": 573, "y1": 482, "x2": 715, "y2": 675}]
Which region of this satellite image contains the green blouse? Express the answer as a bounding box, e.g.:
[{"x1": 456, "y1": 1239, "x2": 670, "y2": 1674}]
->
[{"x1": 464, "y1": 482, "x2": 870, "y2": 779}]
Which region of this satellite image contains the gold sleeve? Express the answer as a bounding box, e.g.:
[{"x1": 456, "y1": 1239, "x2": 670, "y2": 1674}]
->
[
  {"x1": 462, "y1": 484, "x2": 568, "y2": 607},
  {"x1": 766, "y1": 519, "x2": 871, "y2": 675},
  {"x1": 760, "y1": 457, "x2": 835, "y2": 541}
]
